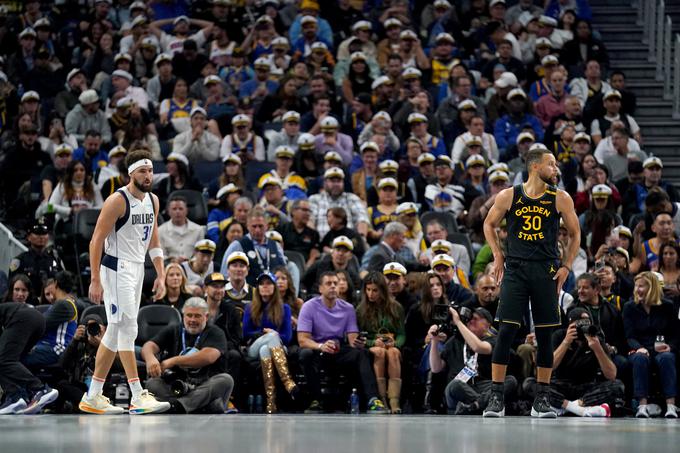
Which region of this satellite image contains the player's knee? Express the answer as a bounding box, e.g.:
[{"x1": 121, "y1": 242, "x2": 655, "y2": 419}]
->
[
  {"x1": 101, "y1": 323, "x2": 119, "y2": 352},
  {"x1": 117, "y1": 318, "x2": 138, "y2": 351}
]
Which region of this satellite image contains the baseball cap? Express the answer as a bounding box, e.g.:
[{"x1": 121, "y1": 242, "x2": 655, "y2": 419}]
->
[
  {"x1": 324, "y1": 167, "x2": 345, "y2": 179},
  {"x1": 204, "y1": 272, "x2": 227, "y2": 286},
  {"x1": 67, "y1": 68, "x2": 83, "y2": 82},
  {"x1": 494, "y1": 72, "x2": 518, "y2": 89},
  {"x1": 256, "y1": 272, "x2": 278, "y2": 284},
  {"x1": 227, "y1": 251, "x2": 249, "y2": 266},
  {"x1": 332, "y1": 236, "x2": 354, "y2": 251},
  {"x1": 383, "y1": 262, "x2": 407, "y2": 276},
  {"x1": 195, "y1": 239, "x2": 216, "y2": 253}
]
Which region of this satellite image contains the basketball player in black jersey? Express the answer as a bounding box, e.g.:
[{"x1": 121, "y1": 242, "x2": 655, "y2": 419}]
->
[{"x1": 482, "y1": 145, "x2": 581, "y2": 417}]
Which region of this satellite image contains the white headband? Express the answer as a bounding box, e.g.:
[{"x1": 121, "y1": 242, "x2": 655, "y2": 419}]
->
[{"x1": 128, "y1": 159, "x2": 153, "y2": 175}]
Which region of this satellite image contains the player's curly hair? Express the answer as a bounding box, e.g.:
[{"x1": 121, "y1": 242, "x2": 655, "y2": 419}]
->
[{"x1": 125, "y1": 148, "x2": 153, "y2": 168}]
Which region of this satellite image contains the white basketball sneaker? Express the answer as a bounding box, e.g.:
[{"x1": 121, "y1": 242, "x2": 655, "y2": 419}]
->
[
  {"x1": 79, "y1": 393, "x2": 125, "y2": 415},
  {"x1": 129, "y1": 390, "x2": 170, "y2": 415}
]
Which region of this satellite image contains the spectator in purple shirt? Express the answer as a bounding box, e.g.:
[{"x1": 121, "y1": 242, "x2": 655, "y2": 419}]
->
[{"x1": 297, "y1": 271, "x2": 388, "y2": 414}]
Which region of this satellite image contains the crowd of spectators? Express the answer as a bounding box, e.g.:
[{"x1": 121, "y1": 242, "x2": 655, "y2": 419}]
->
[{"x1": 1, "y1": 0, "x2": 679, "y2": 418}]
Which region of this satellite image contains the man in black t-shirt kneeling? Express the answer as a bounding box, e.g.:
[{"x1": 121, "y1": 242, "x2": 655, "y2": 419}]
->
[{"x1": 141, "y1": 297, "x2": 234, "y2": 414}]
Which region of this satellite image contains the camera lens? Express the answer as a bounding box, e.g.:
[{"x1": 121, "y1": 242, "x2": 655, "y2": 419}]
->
[{"x1": 87, "y1": 322, "x2": 101, "y2": 336}]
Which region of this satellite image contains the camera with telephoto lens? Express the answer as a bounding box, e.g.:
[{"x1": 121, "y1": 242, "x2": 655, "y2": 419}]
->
[
  {"x1": 432, "y1": 302, "x2": 473, "y2": 337},
  {"x1": 574, "y1": 318, "x2": 599, "y2": 341},
  {"x1": 161, "y1": 369, "x2": 196, "y2": 397},
  {"x1": 86, "y1": 322, "x2": 101, "y2": 337}
]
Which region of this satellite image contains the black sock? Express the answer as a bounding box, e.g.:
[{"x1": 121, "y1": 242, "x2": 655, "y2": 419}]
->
[
  {"x1": 491, "y1": 382, "x2": 504, "y2": 394},
  {"x1": 536, "y1": 382, "x2": 550, "y2": 395}
]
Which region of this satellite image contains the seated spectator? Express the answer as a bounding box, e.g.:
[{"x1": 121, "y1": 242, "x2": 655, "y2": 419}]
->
[
  {"x1": 591, "y1": 90, "x2": 641, "y2": 146},
  {"x1": 239, "y1": 58, "x2": 279, "y2": 105},
  {"x1": 223, "y1": 206, "x2": 287, "y2": 286},
  {"x1": 600, "y1": 128, "x2": 646, "y2": 183},
  {"x1": 146, "y1": 53, "x2": 176, "y2": 109},
  {"x1": 429, "y1": 306, "x2": 514, "y2": 415},
  {"x1": 23, "y1": 271, "x2": 78, "y2": 367},
  {"x1": 159, "y1": 78, "x2": 199, "y2": 136},
  {"x1": 181, "y1": 240, "x2": 216, "y2": 288},
  {"x1": 142, "y1": 297, "x2": 234, "y2": 414},
  {"x1": 431, "y1": 254, "x2": 474, "y2": 304},
  {"x1": 407, "y1": 152, "x2": 436, "y2": 206},
  {"x1": 396, "y1": 202, "x2": 423, "y2": 258},
  {"x1": 108, "y1": 69, "x2": 149, "y2": 114},
  {"x1": 494, "y1": 88, "x2": 544, "y2": 154},
  {"x1": 258, "y1": 176, "x2": 291, "y2": 230},
  {"x1": 609, "y1": 70, "x2": 636, "y2": 116},
  {"x1": 304, "y1": 235, "x2": 361, "y2": 295},
  {"x1": 578, "y1": 184, "x2": 622, "y2": 243},
  {"x1": 291, "y1": 14, "x2": 333, "y2": 61},
  {"x1": 314, "y1": 116, "x2": 354, "y2": 167},
  {"x1": 658, "y1": 242, "x2": 680, "y2": 300},
  {"x1": 383, "y1": 261, "x2": 416, "y2": 313},
  {"x1": 65, "y1": 90, "x2": 112, "y2": 146},
  {"x1": 367, "y1": 178, "x2": 400, "y2": 240},
  {"x1": 257, "y1": 76, "x2": 309, "y2": 124},
  {"x1": 219, "y1": 114, "x2": 265, "y2": 162},
  {"x1": 573, "y1": 163, "x2": 621, "y2": 215},
  {"x1": 0, "y1": 302, "x2": 59, "y2": 415},
  {"x1": 424, "y1": 156, "x2": 466, "y2": 216},
  {"x1": 544, "y1": 96, "x2": 587, "y2": 146},
  {"x1": 318, "y1": 206, "x2": 367, "y2": 259},
  {"x1": 535, "y1": 69, "x2": 568, "y2": 128},
  {"x1": 158, "y1": 194, "x2": 206, "y2": 262},
  {"x1": 536, "y1": 14, "x2": 572, "y2": 50},
  {"x1": 406, "y1": 111, "x2": 445, "y2": 157},
  {"x1": 468, "y1": 170, "x2": 510, "y2": 245},
  {"x1": 351, "y1": 141, "x2": 380, "y2": 203},
  {"x1": 243, "y1": 272, "x2": 297, "y2": 414},
  {"x1": 154, "y1": 152, "x2": 203, "y2": 210},
  {"x1": 262, "y1": 146, "x2": 308, "y2": 199},
  {"x1": 309, "y1": 167, "x2": 369, "y2": 239},
  {"x1": 172, "y1": 107, "x2": 222, "y2": 162},
  {"x1": 45, "y1": 160, "x2": 104, "y2": 225},
  {"x1": 277, "y1": 199, "x2": 320, "y2": 269},
  {"x1": 55, "y1": 68, "x2": 88, "y2": 119},
  {"x1": 623, "y1": 157, "x2": 680, "y2": 227},
  {"x1": 266, "y1": 111, "x2": 302, "y2": 161},
  {"x1": 560, "y1": 19, "x2": 608, "y2": 77},
  {"x1": 207, "y1": 184, "x2": 242, "y2": 243},
  {"x1": 420, "y1": 219, "x2": 472, "y2": 277},
  {"x1": 549, "y1": 308, "x2": 622, "y2": 417},
  {"x1": 624, "y1": 272, "x2": 679, "y2": 418},
  {"x1": 465, "y1": 274, "x2": 500, "y2": 322},
  {"x1": 152, "y1": 262, "x2": 193, "y2": 312},
  {"x1": 569, "y1": 59, "x2": 611, "y2": 119},
  {"x1": 207, "y1": 154, "x2": 245, "y2": 206},
  {"x1": 94, "y1": 146, "x2": 126, "y2": 190},
  {"x1": 340, "y1": 52, "x2": 374, "y2": 105},
  {"x1": 297, "y1": 271, "x2": 388, "y2": 414}
]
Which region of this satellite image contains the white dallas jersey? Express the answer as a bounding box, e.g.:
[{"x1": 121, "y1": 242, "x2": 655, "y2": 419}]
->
[{"x1": 104, "y1": 187, "x2": 155, "y2": 264}]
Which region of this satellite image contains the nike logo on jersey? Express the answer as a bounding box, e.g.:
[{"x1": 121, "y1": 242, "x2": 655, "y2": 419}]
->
[{"x1": 131, "y1": 204, "x2": 138, "y2": 208}]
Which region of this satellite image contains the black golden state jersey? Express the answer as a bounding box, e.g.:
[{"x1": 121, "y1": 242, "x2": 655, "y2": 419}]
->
[{"x1": 505, "y1": 184, "x2": 560, "y2": 261}]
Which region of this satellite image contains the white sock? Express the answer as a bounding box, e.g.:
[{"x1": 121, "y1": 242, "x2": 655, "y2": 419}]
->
[
  {"x1": 565, "y1": 400, "x2": 586, "y2": 416},
  {"x1": 584, "y1": 405, "x2": 607, "y2": 417},
  {"x1": 128, "y1": 378, "x2": 143, "y2": 400},
  {"x1": 87, "y1": 376, "x2": 106, "y2": 399}
]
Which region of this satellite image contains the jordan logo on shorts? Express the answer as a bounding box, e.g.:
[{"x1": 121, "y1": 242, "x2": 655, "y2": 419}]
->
[{"x1": 549, "y1": 264, "x2": 556, "y2": 274}]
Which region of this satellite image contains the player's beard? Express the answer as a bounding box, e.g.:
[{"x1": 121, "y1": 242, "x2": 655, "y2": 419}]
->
[
  {"x1": 133, "y1": 178, "x2": 153, "y2": 193},
  {"x1": 539, "y1": 171, "x2": 555, "y2": 185}
]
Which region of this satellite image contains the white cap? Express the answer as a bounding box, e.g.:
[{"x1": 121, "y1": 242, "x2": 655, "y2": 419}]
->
[
  {"x1": 494, "y1": 72, "x2": 518, "y2": 88},
  {"x1": 350, "y1": 51, "x2": 367, "y2": 63},
  {"x1": 435, "y1": 32, "x2": 455, "y2": 44},
  {"x1": 516, "y1": 131, "x2": 535, "y2": 144},
  {"x1": 173, "y1": 15, "x2": 190, "y2": 26},
  {"x1": 507, "y1": 87, "x2": 527, "y2": 100},
  {"x1": 78, "y1": 89, "x2": 99, "y2": 105},
  {"x1": 431, "y1": 240, "x2": 453, "y2": 254},
  {"x1": 227, "y1": 251, "x2": 249, "y2": 266},
  {"x1": 166, "y1": 152, "x2": 189, "y2": 167},
  {"x1": 66, "y1": 68, "x2": 83, "y2": 82},
  {"x1": 434, "y1": 0, "x2": 452, "y2": 8},
  {"x1": 130, "y1": 1, "x2": 146, "y2": 11},
  {"x1": 254, "y1": 57, "x2": 271, "y2": 69},
  {"x1": 320, "y1": 116, "x2": 339, "y2": 129},
  {"x1": 400, "y1": 29, "x2": 417, "y2": 40},
  {"x1": 457, "y1": 99, "x2": 476, "y2": 111},
  {"x1": 383, "y1": 262, "x2": 407, "y2": 276},
  {"x1": 402, "y1": 67, "x2": 422, "y2": 79},
  {"x1": 431, "y1": 253, "x2": 455, "y2": 268},
  {"x1": 300, "y1": 15, "x2": 318, "y2": 25},
  {"x1": 385, "y1": 18, "x2": 402, "y2": 29},
  {"x1": 529, "y1": 143, "x2": 549, "y2": 152},
  {"x1": 266, "y1": 230, "x2": 283, "y2": 244},
  {"x1": 222, "y1": 154, "x2": 242, "y2": 165},
  {"x1": 489, "y1": 0, "x2": 506, "y2": 6},
  {"x1": 272, "y1": 36, "x2": 289, "y2": 48},
  {"x1": 539, "y1": 15, "x2": 558, "y2": 27},
  {"x1": 616, "y1": 225, "x2": 633, "y2": 238},
  {"x1": 417, "y1": 153, "x2": 436, "y2": 165},
  {"x1": 535, "y1": 37, "x2": 552, "y2": 48},
  {"x1": 131, "y1": 15, "x2": 148, "y2": 28},
  {"x1": 592, "y1": 184, "x2": 613, "y2": 197},
  {"x1": 378, "y1": 177, "x2": 398, "y2": 190},
  {"x1": 114, "y1": 52, "x2": 133, "y2": 63},
  {"x1": 603, "y1": 89, "x2": 622, "y2": 101},
  {"x1": 488, "y1": 163, "x2": 510, "y2": 174},
  {"x1": 311, "y1": 41, "x2": 328, "y2": 52},
  {"x1": 489, "y1": 170, "x2": 510, "y2": 183},
  {"x1": 108, "y1": 145, "x2": 127, "y2": 158},
  {"x1": 324, "y1": 151, "x2": 343, "y2": 163},
  {"x1": 396, "y1": 202, "x2": 418, "y2": 215},
  {"x1": 190, "y1": 106, "x2": 207, "y2": 118},
  {"x1": 465, "y1": 135, "x2": 483, "y2": 146},
  {"x1": 297, "y1": 132, "x2": 316, "y2": 149},
  {"x1": 371, "y1": 75, "x2": 393, "y2": 90},
  {"x1": 332, "y1": 236, "x2": 354, "y2": 251},
  {"x1": 21, "y1": 90, "x2": 40, "y2": 102},
  {"x1": 111, "y1": 69, "x2": 133, "y2": 81},
  {"x1": 573, "y1": 132, "x2": 591, "y2": 143},
  {"x1": 116, "y1": 96, "x2": 134, "y2": 108},
  {"x1": 408, "y1": 112, "x2": 428, "y2": 124},
  {"x1": 231, "y1": 114, "x2": 251, "y2": 126},
  {"x1": 324, "y1": 167, "x2": 345, "y2": 179},
  {"x1": 352, "y1": 20, "x2": 372, "y2": 31},
  {"x1": 465, "y1": 154, "x2": 487, "y2": 168},
  {"x1": 360, "y1": 141, "x2": 379, "y2": 154},
  {"x1": 217, "y1": 183, "x2": 242, "y2": 199},
  {"x1": 259, "y1": 174, "x2": 283, "y2": 188},
  {"x1": 275, "y1": 145, "x2": 295, "y2": 158},
  {"x1": 19, "y1": 28, "x2": 36, "y2": 39},
  {"x1": 154, "y1": 53, "x2": 172, "y2": 66},
  {"x1": 541, "y1": 55, "x2": 559, "y2": 66},
  {"x1": 643, "y1": 156, "x2": 663, "y2": 169},
  {"x1": 203, "y1": 75, "x2": 221, "y2": 86},
  {"x1": 282, "y1": 111, "x2": 300, "y2": 122},
  {"x1": 373, "y1": 111, "x2": 392, "y2": 122},
  {"x1": 379, "y1": 159, "x2": 399, "y2": 173},
  {"x1": 140, "y1": 36, "x2": 158, "y2": 50},
  {"x1": 54, "y1": 144, "x2": 74, "y2": 156},
  {"x1": 34, "y1": 18, "x2": 51, "y2": 29}
]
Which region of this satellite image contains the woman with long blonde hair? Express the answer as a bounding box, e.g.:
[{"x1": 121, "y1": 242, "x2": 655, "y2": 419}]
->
[
  {"x1": 356, "y1": 271, "x2": 406, "y2": 414},
  {"x1": 153, "y1": 262, "x2": 192, "y2": 312},
  {"x1": 242, "y1": 272, "x2": 297, "y2": 413},
  {"x1": 623, "y1": 271, "x2": 678, "y2": 418}
]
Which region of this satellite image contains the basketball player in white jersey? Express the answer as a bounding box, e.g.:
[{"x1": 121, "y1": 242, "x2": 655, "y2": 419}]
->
[{"x1": 79, "y1": 149, "x2": 170, "y2": 415}]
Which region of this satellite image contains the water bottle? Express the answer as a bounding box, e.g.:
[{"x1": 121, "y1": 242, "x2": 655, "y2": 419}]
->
[
  {"x1": 114, "y1": 384, "x2": 130, "y2": 408},
  {"x1": 655, "y1": 335, "x2": 665, "y2": 352},
  {"x1": 350, "y1": 388, "x2": 360, "y2": 415},
  {"x1": 254, "y1": 395, "x2": 263, "y2": 413}
]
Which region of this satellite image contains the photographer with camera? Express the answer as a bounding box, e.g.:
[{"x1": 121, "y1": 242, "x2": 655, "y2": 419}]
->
[
  {"x1": 56, "y1": 314, "x2": 117, "y2": 413},
  {"x1": 550, "y1": 308, "x2": 623, "y2": 417},
  {"x1": 142, "y1": 297, "x2": 234, "y2": 414},
  {"x1": 428, "y1": 306, "x2": 517, "y2": 415}
]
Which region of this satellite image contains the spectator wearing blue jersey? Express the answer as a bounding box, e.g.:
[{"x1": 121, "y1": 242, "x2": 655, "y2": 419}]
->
[{"x1": 493, "y1": 88, "x2": 544, "y2": 154}]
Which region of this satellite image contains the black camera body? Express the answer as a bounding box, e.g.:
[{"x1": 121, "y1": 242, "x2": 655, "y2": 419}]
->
[
  {"x1": 574, "y1": 318, "x2": 600, "y2": 341},
  {"x1": 161, "y1": 369, "x2": 196, "y2": 397},
  {"x1": 432, "y1": 302, "x2": 473, "y2": 337},
  {"x1": 86, "y1": 322, "x2": 101, "y2": 337}
]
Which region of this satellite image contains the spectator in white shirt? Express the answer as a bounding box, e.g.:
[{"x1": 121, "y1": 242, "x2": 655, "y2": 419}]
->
[
  {"x1": 158, "y1": 194, "x2": 206, "y2": 262},
  {"x1": 173, "y1": 107, "x2": 221, "y2": 162}
]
